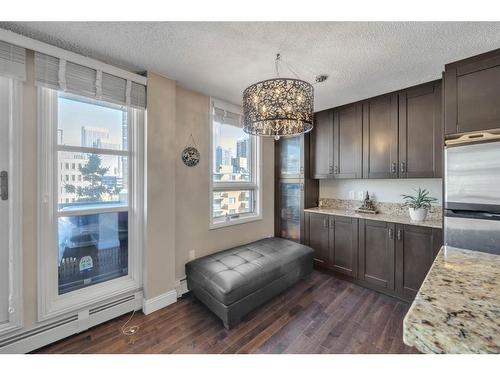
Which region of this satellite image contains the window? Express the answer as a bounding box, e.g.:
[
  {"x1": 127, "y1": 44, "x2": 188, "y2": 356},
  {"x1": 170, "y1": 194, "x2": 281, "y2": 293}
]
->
[
  {"x1": 210, "y1": 99, "x2": 261, "y2": 228},
  {"x1": 38, "y1": 89, "x2": 144, "y2": 320}
]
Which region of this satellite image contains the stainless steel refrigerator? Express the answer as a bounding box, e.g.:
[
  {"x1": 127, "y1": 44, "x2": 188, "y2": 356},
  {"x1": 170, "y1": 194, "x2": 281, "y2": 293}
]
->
[{"x1": 444, "y1": 132, "x2": 500, "y2": 254}]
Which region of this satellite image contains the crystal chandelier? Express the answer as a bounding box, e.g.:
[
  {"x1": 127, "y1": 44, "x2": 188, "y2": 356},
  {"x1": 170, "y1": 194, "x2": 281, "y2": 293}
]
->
[{"x1": 242, "y1": 54, "x2": 314, "y2": 140}]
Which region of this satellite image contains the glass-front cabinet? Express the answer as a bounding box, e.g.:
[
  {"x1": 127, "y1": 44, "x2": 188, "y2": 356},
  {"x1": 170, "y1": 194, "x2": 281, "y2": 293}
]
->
[
  {"x1": 279, "y1": 136, "x2": 303, "y2": 178},
  {"x1": 275, "y1": 134, "x2": 318, "y2": 244},
  {"x1": 278, "y1": 180, "x2": 303, "y2": 242}
]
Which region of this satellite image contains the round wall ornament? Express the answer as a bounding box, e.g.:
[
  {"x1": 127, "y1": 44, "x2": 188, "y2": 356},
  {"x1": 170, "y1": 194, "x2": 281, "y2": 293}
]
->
[{"x1": 181, "y1": 134, "x2": 200, "y2": 167}]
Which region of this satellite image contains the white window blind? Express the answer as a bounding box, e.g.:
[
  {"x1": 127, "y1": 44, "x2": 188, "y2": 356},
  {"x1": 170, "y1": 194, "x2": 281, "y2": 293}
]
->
[
  {"x1": 0, "y1": 40, "x2": 26, "y2": 81},
  {"x1": 35, "y1": 51, "x2": 146, "y2": 109},
  {"x1": 213, "y1": 106, "x2": 242, "y2": 128}
]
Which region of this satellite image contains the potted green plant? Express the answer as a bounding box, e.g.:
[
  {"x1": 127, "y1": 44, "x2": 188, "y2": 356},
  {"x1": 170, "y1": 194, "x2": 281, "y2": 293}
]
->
[{"x1": 401, "y1": 188, "x2": 438, "y2": 222}]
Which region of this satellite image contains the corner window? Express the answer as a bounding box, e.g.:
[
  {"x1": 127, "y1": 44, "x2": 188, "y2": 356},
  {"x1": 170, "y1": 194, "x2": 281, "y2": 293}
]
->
[{"x1": 210, "y1": 99, "x2": 261, "y2": 228}]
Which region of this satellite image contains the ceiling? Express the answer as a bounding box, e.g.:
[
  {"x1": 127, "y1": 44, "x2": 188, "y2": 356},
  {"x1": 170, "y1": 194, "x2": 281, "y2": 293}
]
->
[{"x1": 1, "y1": 22, "x2": 500, "y2": 111}]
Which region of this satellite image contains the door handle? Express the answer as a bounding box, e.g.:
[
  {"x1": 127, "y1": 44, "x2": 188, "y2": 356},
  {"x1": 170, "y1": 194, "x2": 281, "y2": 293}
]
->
[
  {"x1": 390, "y1": 162, "x2": 397, "y2": 174},
  {"x1": 400, "y1": 162, "x2": 406, "y2": 174},
  {"x1": 0, "y1": 171, "x2": 7, "y2": 201}
]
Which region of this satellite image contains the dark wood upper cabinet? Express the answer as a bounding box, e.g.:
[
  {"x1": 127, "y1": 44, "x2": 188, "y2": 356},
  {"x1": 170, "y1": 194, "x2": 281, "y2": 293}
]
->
[
  {"x1": 307, "y1": 212, "x2": 330, "y2": 264},
  {"x1": 362, "y1": 94, "x2": 399, "y2": 179},
  {"x1": 444, "y1": 49, "x2": 500, "y2": 135},
  {"x1": 333, "y1": 103, "x2": 363, "y2": 179},
  {"x1": 310, "y1": 109, "x2": 334, "y2": 179},
  {"x1": 399, "y1": 80, "x2": 443, "y2": 178},
  {"x1": 395, "y1": 225, "x2": 443, "y2": 301},
  {"x1": 329, "y1": 216, "x2": 358, "y2": 278},
  {"x1": 358, "y1": 219, "x2": 395, "y2": 291}
]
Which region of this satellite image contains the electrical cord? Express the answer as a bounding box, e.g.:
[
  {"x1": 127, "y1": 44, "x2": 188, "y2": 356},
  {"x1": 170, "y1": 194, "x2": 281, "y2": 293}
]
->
[{"x1": 120, "y1": 309, "x2": 140, "y2": 336}]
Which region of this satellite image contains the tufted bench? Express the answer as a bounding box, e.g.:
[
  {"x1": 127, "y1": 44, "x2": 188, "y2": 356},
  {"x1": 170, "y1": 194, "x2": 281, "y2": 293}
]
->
[{"x1": 185, "y1": 237, "x2": 314, "y2": 329}]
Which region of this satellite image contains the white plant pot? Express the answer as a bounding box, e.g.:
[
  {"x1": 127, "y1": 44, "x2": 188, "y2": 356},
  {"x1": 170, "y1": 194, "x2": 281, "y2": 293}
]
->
[{"x1": 408, "y1": 208, "x2": 428, "y2": 222}]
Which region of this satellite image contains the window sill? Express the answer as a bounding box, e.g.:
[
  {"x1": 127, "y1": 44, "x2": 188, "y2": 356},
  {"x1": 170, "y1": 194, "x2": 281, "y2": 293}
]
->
[{"x1": 209, "y1": 214, "x2": 262, "y2": 230}]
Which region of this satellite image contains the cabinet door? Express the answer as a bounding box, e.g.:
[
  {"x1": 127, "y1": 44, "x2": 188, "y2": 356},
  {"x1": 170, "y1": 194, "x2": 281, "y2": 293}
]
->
[
  {"x1": 333, "y1": 104, "x2": 363, "y2": 179},
  {"x1": 276, "y1": 180, "x2": 303, "y2": 243},
  {"x1": 445, "y1": 49, "x2": 500, "y2": 134},
  {"x1": 395, "y1": 225, "x2": 443, "y2": 301},
  {"x1": 278, "y1": 136, "x2": 303, "y2": 179},
  {"x1": 308, "y1": 213, "x2": 330, "y2": 264},
  {"x1": 311, "y1": 109, "x2": 334, "y2": 179},
  {"x1": 362, "y1": 95, "x2": 399, "y2": 178},
  {"x1": 329, "y1": 216, "x2": 358, "y2": 277},
  {"x1": 358, "y1": 219, "x2": 395, "y2": 290},
  {"x1": 399, "y1": 81, "x2": 443, "y2": 178}
]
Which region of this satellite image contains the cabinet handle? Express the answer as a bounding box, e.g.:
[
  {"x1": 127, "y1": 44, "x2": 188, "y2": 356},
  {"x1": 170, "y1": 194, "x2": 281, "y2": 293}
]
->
[
  {"x1": 329, "y1": 165, "x2": 333, "y2": 174},
  {"x1": 400, "y1": 162, "x2": 406, "y2": 174},
  {"x1": 390, "y1": 162, "x2": 397, "y2": 174},
  {"x1": 323, "y1": 218, "x2": 328, "y2": 228},
  {"x1": 334, "y1": 165, "x2": 339, "y2": 174},
  {"x1": 0, "y1": 171, "x2": 7, "y2": 201},
  {"x1": 329, "y1": 219, "x2": 334, "y2": 229},
  {"x1": 388, "y1": 228, "x2": 393, "y2": 239},
  {"x1": 397, "y1": 229, "x2": 402, "y2": 241}
]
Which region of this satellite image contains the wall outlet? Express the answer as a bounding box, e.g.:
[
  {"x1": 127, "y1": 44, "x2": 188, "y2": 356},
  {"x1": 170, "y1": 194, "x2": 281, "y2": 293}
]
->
[
  {"x1": 188, "y1": 250, "x2": 196, "y2": 261},
  {"x1": 349, "y1": 190, "x2": 355, "y2": 200},
  {"x1": 357, "y1": 191, "x2": 365, "y2": 200}
]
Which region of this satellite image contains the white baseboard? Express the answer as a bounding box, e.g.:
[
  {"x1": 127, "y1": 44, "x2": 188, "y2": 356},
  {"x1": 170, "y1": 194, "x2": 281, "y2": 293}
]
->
[{"x1": 142, "y1": 289, "x2": 177, "y2": 315}]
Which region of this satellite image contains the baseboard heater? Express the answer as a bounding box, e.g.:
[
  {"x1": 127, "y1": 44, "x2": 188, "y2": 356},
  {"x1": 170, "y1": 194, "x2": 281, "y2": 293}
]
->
[{"x1": 0, "y1": 292, "x2": 143, "y2": 354}]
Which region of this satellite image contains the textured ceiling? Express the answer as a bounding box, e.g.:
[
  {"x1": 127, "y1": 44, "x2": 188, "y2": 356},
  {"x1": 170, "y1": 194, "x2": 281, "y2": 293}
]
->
[{"x1": 1, "y1": 22, "x2": 500, "y2": 110}]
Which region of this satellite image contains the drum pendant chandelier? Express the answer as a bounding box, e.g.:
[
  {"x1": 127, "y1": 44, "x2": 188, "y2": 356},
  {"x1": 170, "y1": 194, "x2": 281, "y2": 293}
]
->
[{"x1": 243, "y1": 54, "x2": 314, "y2": 140}]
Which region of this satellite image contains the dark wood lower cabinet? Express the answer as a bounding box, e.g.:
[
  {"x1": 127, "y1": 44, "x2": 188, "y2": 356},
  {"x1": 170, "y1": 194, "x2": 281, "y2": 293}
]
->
[
  {"x1": 305, "y1": 213, "x2": 358, "y2": 275},
  {"x1": 306, "y1": 212, "x2": 443, "y2": 302},
  {"x1": 307, "y1": 213, "x2": 329, "y2": 264},
  {"x1": 329, "y1": 216, "x2": 358, "y2": 278},
  {"x1": 358, "y1": 219, "x2": 396, "y2": 291},
  {"x1": 395, "y1": 225, "x2": 443, "y2": 301}
]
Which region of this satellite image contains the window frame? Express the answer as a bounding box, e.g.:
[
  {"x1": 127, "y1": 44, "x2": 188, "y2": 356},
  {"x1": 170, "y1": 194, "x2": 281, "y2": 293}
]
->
[
  {"x1": 209, "y1": 98, "x2": 262, "y2": 229},
  {"x1": 0, "y1": 77, "x2": 23, "y2": 335},
  {"x1": 37, "y1": 88, "x2": 144, "y2": 321}
]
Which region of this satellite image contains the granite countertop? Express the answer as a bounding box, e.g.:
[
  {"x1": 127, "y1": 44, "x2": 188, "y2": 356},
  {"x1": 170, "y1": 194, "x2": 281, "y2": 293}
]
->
[
  {"x1": 303, "y1": 207, "x2": 442, "y2": 229},
  {"x1": 403, "y1": 246, "x2": 500, "y2": 354}
]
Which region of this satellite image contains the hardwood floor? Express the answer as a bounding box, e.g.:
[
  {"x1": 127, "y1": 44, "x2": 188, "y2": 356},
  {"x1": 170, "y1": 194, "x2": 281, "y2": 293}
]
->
[{"x1": 33, "y1": 270, "x2": 419, "y2": 354}]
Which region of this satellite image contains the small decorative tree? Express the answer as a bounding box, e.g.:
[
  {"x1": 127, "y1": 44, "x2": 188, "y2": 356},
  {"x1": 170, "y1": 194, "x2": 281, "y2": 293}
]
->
[{"x1": 65, "y1": 153, "x2": 122, "y2": 202}]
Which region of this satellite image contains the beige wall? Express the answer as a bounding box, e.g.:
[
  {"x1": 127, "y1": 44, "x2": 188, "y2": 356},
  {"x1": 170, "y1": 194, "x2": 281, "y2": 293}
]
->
[
  {"x1": 174, "y1": 86, "x2": 274, "y2": 280},
  {"x1": 144, "y1": 72, "x2": 178, "y2": 299}
]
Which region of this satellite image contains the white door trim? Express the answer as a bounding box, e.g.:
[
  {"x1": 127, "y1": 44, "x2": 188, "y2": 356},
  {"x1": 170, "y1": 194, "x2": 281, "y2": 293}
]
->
[{"x1": 0, "y1": 78, "x2": 23, "y2": 335}]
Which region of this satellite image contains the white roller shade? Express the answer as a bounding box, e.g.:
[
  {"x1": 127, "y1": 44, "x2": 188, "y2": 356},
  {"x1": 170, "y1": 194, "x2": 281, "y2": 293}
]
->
[
  {"x1": 35, "y1": 51, "x2": 146, "y2": 109},
  {"x1": 0, "y1": 41, "x2": 26, "y2": 81}
]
